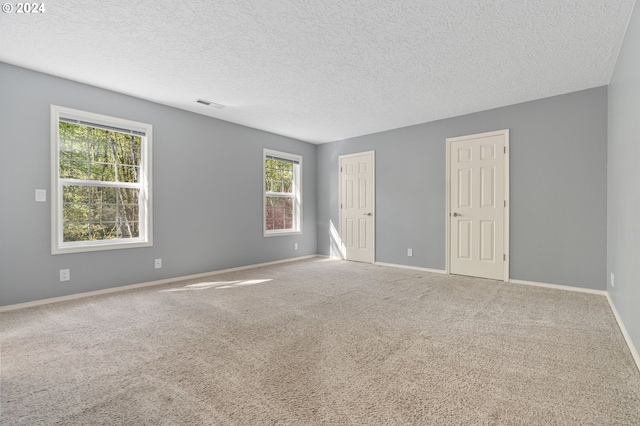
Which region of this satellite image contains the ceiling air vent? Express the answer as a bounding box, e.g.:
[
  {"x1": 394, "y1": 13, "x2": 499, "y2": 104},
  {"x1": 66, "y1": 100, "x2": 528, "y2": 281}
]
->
[{"x1": 197, "y1": 99, "x2": 226, "y2": 109}]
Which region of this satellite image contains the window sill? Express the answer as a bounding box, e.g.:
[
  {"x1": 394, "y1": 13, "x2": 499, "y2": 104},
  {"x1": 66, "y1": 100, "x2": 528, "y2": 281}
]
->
[
  {"x1": 52, "y1": 240, "x2": 152, "y2": 255},
  {"x1": 263, "y1": 230, "x2": 302, "y2": 238}
]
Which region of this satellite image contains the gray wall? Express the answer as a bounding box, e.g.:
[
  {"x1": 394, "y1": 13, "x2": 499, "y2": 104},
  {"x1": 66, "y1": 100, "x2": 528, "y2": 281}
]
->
[
  {"x1": 0, "y1": 63, "x2": 317, "y2": 306},
  {"x1": 608, "y1": 3, "x2": 640, "y2": 356},
  {"x1": 0, "y1": 60, "x2": 612, "y2": 307},
  {"x1": 317, "y1": 87, "x2": 608, "y2": 290}
]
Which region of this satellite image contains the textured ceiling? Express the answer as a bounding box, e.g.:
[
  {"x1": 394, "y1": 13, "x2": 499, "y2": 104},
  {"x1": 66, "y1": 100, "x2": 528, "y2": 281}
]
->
[{"x1": 0, "y1": 0, "x2": 636, "y2": 143}]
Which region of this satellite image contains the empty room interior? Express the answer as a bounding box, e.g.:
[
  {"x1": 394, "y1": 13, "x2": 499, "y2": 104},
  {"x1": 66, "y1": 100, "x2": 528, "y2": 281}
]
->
[{"x1": 1, "y1": 1, "x2": 640, "y2": 424}]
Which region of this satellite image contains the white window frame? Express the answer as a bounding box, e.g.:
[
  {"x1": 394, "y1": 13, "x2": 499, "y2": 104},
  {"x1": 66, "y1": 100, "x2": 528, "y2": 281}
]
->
[
  {"x1": 263, "y1": 149, "x2": 302, "y2": 237},
  {"x1": 51, "y1": 105, "x2": 153, "y2": 254}
]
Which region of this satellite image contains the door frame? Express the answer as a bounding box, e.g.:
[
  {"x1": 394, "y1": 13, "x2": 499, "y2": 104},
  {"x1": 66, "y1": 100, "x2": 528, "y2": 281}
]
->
[
  {"x1": 338, "y1": 150, "x2": 376, "y2": 263},
  {"x1": 445, "y1": 129, "x2": 510, "y2": 281}
]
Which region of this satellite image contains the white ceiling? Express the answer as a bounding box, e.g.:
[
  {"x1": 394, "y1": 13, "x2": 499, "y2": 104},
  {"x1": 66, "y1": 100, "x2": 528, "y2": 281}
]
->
[{"x1": 0, "y1": 1, "x2": 636, "y2": 143}]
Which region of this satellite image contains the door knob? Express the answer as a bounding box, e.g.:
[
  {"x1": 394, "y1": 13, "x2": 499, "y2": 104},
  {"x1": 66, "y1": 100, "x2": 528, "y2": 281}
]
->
[
  {"x1": 452, "y1": 212, "x2": 461, "y2": 217},
  {"x1": 364, "y1": 212, "x2": 372, "y2": 216}
]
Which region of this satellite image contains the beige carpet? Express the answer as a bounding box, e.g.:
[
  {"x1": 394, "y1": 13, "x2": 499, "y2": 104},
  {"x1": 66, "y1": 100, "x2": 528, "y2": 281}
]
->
[{"x1": 1, "y1": 258, "x2": 639, "y2": 425}]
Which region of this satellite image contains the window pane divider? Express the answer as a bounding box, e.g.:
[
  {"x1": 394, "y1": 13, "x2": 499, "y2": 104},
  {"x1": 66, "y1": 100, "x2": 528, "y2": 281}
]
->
[
  {"x1": 265, "y1": 191, "x2": 295, "y2": 197},
  {"x1": 59, "y1": 178, "x2": 141, "y2": 189}
]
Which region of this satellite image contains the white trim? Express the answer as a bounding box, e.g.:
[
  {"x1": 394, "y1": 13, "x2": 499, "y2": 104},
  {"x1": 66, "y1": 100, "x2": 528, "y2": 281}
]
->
[
  {"x1": 263, "y1": 148, "x2": 302, "y2": 237},
  {"x1": 509, "y1": 278, "x2": 607, "y2": 295},
  {"x1": 503, "y1": 129, "x2": 510, "y2": 280},
  {"x1": 445, "y1": 129, "x2": 510, "y2": 281},
  {"x1": 376, "y1": 265, "x2": 607, "y2": 296},
  {"x1": 445, "y1": 137, "x2": 450, "y2": 274},
  {"x1": 375, "y1": 262, "x2": 446, "y2": 274},
  {"x1": 0, "y1": 255, "x2": 321, "y2": 313},
  {"x1": 51, "y1": 105, "x2": 153, "y2": 255},
  {"x1": 338, "y1": 150, "x2": 376, "y2": 264},
  {"x1": 606, "y1": 293, "x2": 640, "y2": 373}
]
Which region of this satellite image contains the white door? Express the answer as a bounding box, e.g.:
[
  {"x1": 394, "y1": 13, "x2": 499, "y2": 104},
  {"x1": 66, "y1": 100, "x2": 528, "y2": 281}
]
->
[
  {"x1": 340, "y1": 151, "x2": 375, "y2": 263},
  {"x1": 447, "y1": 130, "x2": 509, "y2": 281}
]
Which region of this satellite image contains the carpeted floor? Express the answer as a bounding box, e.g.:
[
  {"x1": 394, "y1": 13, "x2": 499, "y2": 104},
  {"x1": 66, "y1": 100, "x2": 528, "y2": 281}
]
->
[{"x1": 1, "y1": 258, "x2": 639, "y2": 425}]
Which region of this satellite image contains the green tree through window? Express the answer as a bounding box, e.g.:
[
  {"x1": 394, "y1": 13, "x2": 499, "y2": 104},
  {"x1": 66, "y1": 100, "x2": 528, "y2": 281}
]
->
[{"x1": 59, "y1": 122, "x2": 142, "y2": 242}]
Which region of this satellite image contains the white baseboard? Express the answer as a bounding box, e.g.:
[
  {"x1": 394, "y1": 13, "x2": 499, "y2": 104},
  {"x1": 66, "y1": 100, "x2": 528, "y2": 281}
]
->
[
  {"x1": 509, "y1": 278, "x2": 607, "y2": 295},
  {"x1": 0, "y1": 255, "x2": 321, "y2": 313},
  {"x1": 374, "y1": 262, "x2": 446, "y2": 274},
  {"x1": 606, "y1": 293, "x2": 640, "y2": 373}
]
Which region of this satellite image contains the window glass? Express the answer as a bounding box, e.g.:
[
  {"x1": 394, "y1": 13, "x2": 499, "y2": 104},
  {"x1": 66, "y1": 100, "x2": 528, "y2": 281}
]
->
[{"x1": 263, "y1": 150, "x2": 301, "y2": 236}]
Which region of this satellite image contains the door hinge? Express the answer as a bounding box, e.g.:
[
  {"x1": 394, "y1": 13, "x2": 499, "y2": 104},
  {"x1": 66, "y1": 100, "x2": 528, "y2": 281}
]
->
[
  {"x1": 504, "y1": 146, "x2": 506, "y2": 154},
  {"x1": 340, "y1": 167, "x2": 343, "y2": 172},
  {"x1": 340, "y1": 203, "x2": 343, "y2": 209},
  {"x1": 503, "y1": 254, "x2": 506, "y2": 261},
  {"x1": 504, "y1": 200, "x2": 506, "y2": 207}
]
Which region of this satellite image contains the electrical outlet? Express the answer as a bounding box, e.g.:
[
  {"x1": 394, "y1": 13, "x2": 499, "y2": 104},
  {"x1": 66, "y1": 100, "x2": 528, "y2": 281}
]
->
[
  {"x1": 59, "y1": 269, "x2": 70, "y2": 282},
  {"x1": 155, "y1": 259, "x2": 162, "y2": 269},
  {"x1": 294, "y1": 243, "x2": 298, "y2": 250},
  {"x1": 407, "y1": 248, "x2": 413, "y2": 257},
  {"x1": 611, "y1": 272, "x2": 615, "y2": 288}
]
